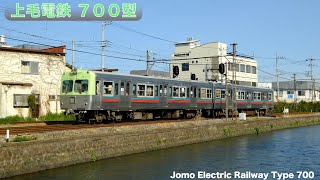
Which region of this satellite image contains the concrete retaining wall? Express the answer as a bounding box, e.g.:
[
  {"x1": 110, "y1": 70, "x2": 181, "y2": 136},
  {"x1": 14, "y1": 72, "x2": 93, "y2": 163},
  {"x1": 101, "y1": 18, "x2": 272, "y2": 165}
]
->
[{"x1": 1, "y1": 116, "x2": 320, "y2": 178}]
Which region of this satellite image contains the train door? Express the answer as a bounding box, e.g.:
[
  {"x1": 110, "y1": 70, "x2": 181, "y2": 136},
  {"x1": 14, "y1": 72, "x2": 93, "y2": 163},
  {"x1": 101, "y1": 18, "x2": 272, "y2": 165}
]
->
[
  {"x1": 190, "y1": 86, "x2": 197, "y2": 108},
  {"x1": 247, "y1": 90, "x2": 252, "y2": 109},
  {"x1": 119, "y1": 81, "x2": 132, "y2": 110},
  {"x1": 262, "y1": 92, "x2": 267, "y2": 108},
  {"x1": 160, "y1": 84, "x2": 168, "y2": 108},
  {"x1": 93, "y1": 80, "x2": 102, "y2": 109}
]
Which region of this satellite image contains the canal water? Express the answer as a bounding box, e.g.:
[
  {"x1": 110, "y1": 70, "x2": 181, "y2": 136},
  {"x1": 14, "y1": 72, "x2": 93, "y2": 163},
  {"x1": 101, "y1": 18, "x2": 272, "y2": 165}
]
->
[{"x1": 8, "y1": 125, "x2": 320, "y2": 180}]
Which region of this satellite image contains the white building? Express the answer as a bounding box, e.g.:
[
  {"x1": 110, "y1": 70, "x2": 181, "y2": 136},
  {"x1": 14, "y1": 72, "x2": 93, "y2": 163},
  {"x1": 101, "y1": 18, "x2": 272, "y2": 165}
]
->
[
  {"x1": 170, "y1": 39, "x2": 258, "y2": 86},
  {"x1": 271, "y1": 81, "x2": 320, "y2": 103},
  {"x1": 0, "y1": 45, "x2": 66, "y2": 118}
]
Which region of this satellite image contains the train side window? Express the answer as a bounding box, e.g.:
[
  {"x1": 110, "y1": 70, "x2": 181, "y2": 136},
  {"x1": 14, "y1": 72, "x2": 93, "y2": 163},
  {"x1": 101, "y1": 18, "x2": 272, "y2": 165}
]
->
[
  {"x1": 164, "y1": 85, "x2": 167, "y2": 96},
  {"x1": 173, "y1": 86, "x2": 179, "y2": 97},
  {"x1": 169, "y1": 87, "x2": 172, "y2": 97},
  {"x1": 215, "y1": 89, "x2": 221, "y2": 99},
  {"x1": 160, "y1": 85, "x2": 163, "y2": 96},
  {"x1": 155, "y1": 86, "x2": 159, "y2": 96},
  {"x1": 198, "y1": 88, "x2": 201, "y2": 98},
  {"x1": 115, "y1": 83, "x2": 119, "y2": 96},
  {"x1": 96, "y1": 81, "x2": 100, "y2": 95},
  {"x1": 133, "y1": 84, "x2": 137, "y2": 96},
  {"x1": 207, "y1": 89, "x2": 212, "y2": 99},
  {"x1": 126, "y1": 82, "x2": 130, "y2": 96},
  {"x1": 138, "y1": 84, "x2": 145, "y2": 96},
  {"x1": 187, "y1": 88, "x2": 190, "y2": 98},
  {"x1": 103, "y1": 81, "x2": 113, "y2": 96},
  {"x1": 268, "y1": 93, "x2": 272, "y2": 101},
  {"x1": 201, "y1": 88, "x2": 206, "y2": 98},
  {"x1": 180, "y1": 87, "x2": 186, "y2": 98},
  {"x1": 193, "y1": 87, "x2": 197, "y2": 98},
  {"x1": 146, "y1": 85, "x2": 154, "y2": 97},
  {"x1": 253, "y1": 92, "x2": 261, "y2": 100},
  {"x1": 221, "y1": 90, "x2": 226, "y2": 99},
  {"x1": 120, "y1": 82, "x2": 125, "y2": 95}
]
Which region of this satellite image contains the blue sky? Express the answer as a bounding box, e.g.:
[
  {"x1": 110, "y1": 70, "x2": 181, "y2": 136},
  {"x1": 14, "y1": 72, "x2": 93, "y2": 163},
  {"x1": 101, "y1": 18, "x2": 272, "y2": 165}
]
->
[{"x1": 1, "y1": 0, "x2": 320, "y2": 82}]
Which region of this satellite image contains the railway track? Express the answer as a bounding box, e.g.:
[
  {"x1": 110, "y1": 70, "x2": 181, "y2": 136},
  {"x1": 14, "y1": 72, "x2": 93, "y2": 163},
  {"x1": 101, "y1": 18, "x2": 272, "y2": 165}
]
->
[{"x1": 0, "y1": 119, "x2": 189, "y2": 136}]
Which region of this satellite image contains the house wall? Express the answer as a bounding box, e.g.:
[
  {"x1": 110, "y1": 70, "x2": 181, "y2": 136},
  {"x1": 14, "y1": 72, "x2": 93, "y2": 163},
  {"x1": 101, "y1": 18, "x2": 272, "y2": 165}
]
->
[{"x1": 0, "y1": 51, "x2": 65, "y2": 118}]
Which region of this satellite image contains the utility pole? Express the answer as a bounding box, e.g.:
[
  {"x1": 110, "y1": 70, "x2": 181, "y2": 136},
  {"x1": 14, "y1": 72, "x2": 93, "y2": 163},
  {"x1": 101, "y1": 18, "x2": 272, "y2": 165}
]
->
[
  {"x1": 146, "y1": 50, "x2": 150, "y2": 76},
  {"x1": 225, "y1": 61, "x2": 229, "y2": 122},
  {"x1": 306, "y1": 58, "x2": 315, "y2": 102},
  {"x1": 276, "y1": 53, "x2": 285, "y2": 102},
  {"x1": 72, "y1": 39, "x2": 74, "y2": 71},
  {"x1": 101, "y1": 22, "x2": 106, "y2": 72},
  {"x1": 231, "y1": 43, "x2": 237, "y2": 120},
  {"x1": 293, "y1": 73, "x2": 297, "y2": 104}
]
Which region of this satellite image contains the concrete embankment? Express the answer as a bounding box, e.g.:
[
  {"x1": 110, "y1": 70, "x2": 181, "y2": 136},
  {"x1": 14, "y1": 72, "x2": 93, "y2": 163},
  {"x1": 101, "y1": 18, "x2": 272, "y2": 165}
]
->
[{"x1": 1, "y1": 116, "x2": 320, "y2": 178}]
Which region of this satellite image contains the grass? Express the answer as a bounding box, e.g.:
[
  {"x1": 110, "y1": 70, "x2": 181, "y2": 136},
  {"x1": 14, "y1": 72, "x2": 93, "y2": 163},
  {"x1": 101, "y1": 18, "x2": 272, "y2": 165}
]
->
[
  {"x1": 0, "y1": 113, "x2": 75, "y2": 123},
  {"x1": 13, "y1": 136, "x2": 34, "y2": 142},
  {"x1": 39, "y1": 113, "x2": 75, "y2": 121},
  {"x1": 0, "y1": 115, "x2": 34, "y2": 123}
]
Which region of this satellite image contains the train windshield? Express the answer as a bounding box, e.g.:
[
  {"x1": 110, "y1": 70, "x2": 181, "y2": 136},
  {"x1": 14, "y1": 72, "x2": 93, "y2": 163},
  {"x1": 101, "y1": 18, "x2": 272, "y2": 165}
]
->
[
  {"x1": 75, "y1": 80, "x2": 88, "y2": 93},
  {"x1": 62, "y1": 80, "x2": 73, "y2": 93}
]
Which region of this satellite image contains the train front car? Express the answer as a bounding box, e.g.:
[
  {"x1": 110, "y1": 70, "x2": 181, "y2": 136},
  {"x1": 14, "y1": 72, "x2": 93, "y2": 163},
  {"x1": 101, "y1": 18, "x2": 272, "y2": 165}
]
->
[{"x1": 60, "y1": 70, "x2": 97, "y2": 122}]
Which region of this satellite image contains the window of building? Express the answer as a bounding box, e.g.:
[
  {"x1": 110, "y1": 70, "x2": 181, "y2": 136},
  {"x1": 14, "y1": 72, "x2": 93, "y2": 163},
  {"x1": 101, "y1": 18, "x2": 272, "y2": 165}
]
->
[
  {"x1": 240, "y1": 64, "x2": 245, "y2": 72},
  {"x1": 103, "y1": 81, "x2": 113, "y2": 96},
  {"x1": 235, "y1": 63, "x2": 240, "y2": 72},
  {"x1": 14, "y1": 94, "x2": 39, "y2": 107},
  {"x1": 227, "y1": 63, "x2": 232, "y2": 71},
  {"x1": 252, "y1": 66, "x2": 257, "y2": 74},
  {"x1": 287, "y1": 91, "x2": 294, "y2": 95},
  {"x1": 298, "y1": 90, "x2": 305, "y2": 96},
  {"x1": 21, "y1": 61, "x2": 39, "y2": 74},
  {"x1": 279, "y1": 91, "x2": 283, "y2": 97},
  {"x1": 182, "y1": 63, "x2": 189, "y2": 71},
  {"x1": 49, "y1": 95, "x2": 56, "y2": 101},
  {"x1": 246, "y1": 65, "x2": 251, "y2": 73},
  {"x1": 75, "y1": 80, "x2": 88, "y2": 93},
  {"x1": 252, "y1": 82, "x2": 257, "y2": 87},
  {"x1": 14, "y1": 94, "x2": 28, "y2": 107},
  {"x1": 62, "y1": 80, "x2": 73, "y2": 93}
]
